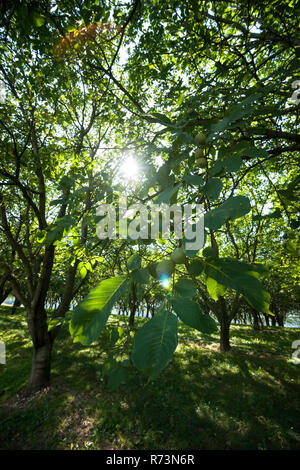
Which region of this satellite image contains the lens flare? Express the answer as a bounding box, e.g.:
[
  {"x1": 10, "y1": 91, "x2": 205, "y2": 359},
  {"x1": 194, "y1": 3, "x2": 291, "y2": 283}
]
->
[
  {"x1": 53, "y1": 23, "x2": 123, "y2": 61},
  {"x1": 159, "y1": 274, "x2": 171, "y2": 290}
]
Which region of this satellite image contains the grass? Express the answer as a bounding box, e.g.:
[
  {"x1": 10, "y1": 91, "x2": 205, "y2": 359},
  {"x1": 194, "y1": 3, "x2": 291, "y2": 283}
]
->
[{"x1": 0, "y1": 305, "x2": 300, "y2": 450}]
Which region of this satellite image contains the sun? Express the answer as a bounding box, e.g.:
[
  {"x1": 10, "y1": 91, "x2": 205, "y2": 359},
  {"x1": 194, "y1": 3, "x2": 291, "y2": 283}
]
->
[{"x1": 119, "y1": 155, "x2": 139, "y2": 182}]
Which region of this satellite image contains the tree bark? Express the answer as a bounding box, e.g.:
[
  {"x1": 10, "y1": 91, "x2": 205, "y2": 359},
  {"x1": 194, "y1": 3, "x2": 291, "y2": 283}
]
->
[
  {"x1": 27, "y1": 341, "x2": 52, "y2": 393},
  {"x1": 26, "y1": 306, "x2": 53, "y2": 393},
  {"x1": 219, "y1": 319, "x2": 231, "y2": 352},
  {"x1": 0, "y1": 275, "x2": 11, "y2": 305},
  {"x1": 214, "y1": 296, "x2": 232, "y2": 352},
  {"x1": 277, "y1": 314, "x2": 284, "y2": 327},
  {"x1": 252, "y1": 310, "x2": 260, "y2": 331},
  {"x1": 129, "y1": 282, "x2": 137, "y2": 327},
  {"x1": 11, "y1": 297, "x2": 20, "y2": 314},
  {"x1": 129, "y1": 308, "x2": 136, "y2": 327}
]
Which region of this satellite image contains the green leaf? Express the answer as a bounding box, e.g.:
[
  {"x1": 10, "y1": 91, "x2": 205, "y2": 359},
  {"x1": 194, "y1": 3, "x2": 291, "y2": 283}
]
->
[
  {"x1": 202, "y1": 247, "x2": 218, "y2": 259},
  {"x1": 203, "y1": 258, "x2": 271, "y2": 314},
  {"x1": 188, "y1": 259, "x2": 205, "y2": 275},
  {"x1": 79, "y1": 265, "x2": 87, "y2": 279},
  {"x1": 205, "y1": 196, "x2": 251, "y2": 230},
  {"x1": 235, "y1": 144, "x2": 268, "y2": 158},
  {"x1": 32, "y1": 12, "x2": 46, "y2": 27},
  {"x1": 290, "y1": 219, "x2": 300, "y2": 229},
  {"x1": 223, "y1": 155, "x2": 244, "y2": 172},
  {"x1": 176, "y1": 131, "x2": 197, "y2": 145},
  {"x1": 182, "y1": 174, "x2": 204, "y2": 186},
  {"x1": 70, "y1": 276, "x2": 131, "y2": 345},
  {"x1": 50, "y1": 199, "x2": 64, "y2": 206},
  {"x1": 147, "y1": 263, "x2": 158, "y2": 279},
  {"x1": 128, "y1": 254, "x2": 142, "y2": 270},
  {"x1": 141, "y1": 112, "x2": 172, "y2": 124},
  {"x1": 56, "y1": 215, "x2": 75, "y2": 228},
  {"x1": 155, "y1": 183, "x2": 181, "y2": 204},
  {"x1": 176, "y1": 92, "x2": 185, "y2": 107},
  {"x1": 131, "y1": 268, "x2": 150, "y2": 284},
  {"x1": 253, "y1": 208, "x2": 281, "y2": 221},
  {"x1": 48, "y1": 317, "x2": 64, "y2": 331},
  {"x1": 171, "y1": 297, "x2": 218, "y2": 334},
  {"x1": 174, "y1": 278, "x2": 197, "y2": 298},
  {"x1": 45, "y1": 226, "x2": 64, "y2": 244},
  {"x1": 203, "y1": 178, "x2": 223, "y2": 200},
  {"x1": 209, "y1": 93, "x2": 260, "y2": 135},
  {"x1": 206, "y1": 277, "x2": 226, "y2": 301},
  {"x1": 209, "y1": 160, "x2": 225, "y2": 177},
  {"x1": 131, "y1": 309, "x2": 178, "y2": 379},
  {"x1": 209, "y1": 155, "x2": 243, "y2": 177}
]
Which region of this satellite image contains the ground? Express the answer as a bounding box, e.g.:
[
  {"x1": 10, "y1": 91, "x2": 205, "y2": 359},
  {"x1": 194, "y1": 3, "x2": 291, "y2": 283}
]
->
[{"x1": 0, "y1": 306, "x2": 300, "y2": 450}]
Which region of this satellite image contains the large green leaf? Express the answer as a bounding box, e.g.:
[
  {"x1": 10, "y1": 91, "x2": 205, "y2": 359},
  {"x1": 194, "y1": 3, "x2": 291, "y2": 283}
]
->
[
  {"x1": 155, "y1": 183, "x2": 181, "y2": 204},
  {"x1": 182, "y1": 174, "x2": 204, "y2": 186},
  {"x1": 223, "y1": 155, "x2": 244, "y2": 172},
  {"x1": 209, "y1": 93, "x2": 260, "y2": 135},
  {"x1": 131, "y1": 309, "x2": 178, "y2": 379},
  {"x1": 188, "y1": 259, "x2": 205, "y2": 275},
  {"x1": 203, "y1": 178, "x2": 223, "y2": 200},
  {"x1": 131, "y1": 268, "x2": 150, "y2": 284},
  {"x1": 203, "y1": 258, "x2": 271, "y2": 314},
  {"x1": 234, "y1": 144, "x2": 268, "y2": 158},
  {"x1": 204, "y1": 196, "x2": 251, "y2": 229},
  {"x1": 171, "y1": 297, "x2": 218, "y2": 334},
  {"x1": 128, "y1": 253, "x2": 142, "y2": 270},
  {"x1": 208, "y1": 155, "x2": 243, "y2": 177},
  {"x1": 70, "y1": 276, "x2": 131, "y2": 345},
  {"x1": 174, "y1": 278, "x2": 197, "y2": 298},
  {"x1": 209, "y1": 160, "x2": 225, "y2": 177}
]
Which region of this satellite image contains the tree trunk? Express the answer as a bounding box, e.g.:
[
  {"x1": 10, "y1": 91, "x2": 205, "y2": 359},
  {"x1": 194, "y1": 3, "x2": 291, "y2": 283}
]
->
[
  {"x1": 253, "y1": 310, "x2": 260, "y2": 331},
  {"x1": 129, "y1": 308, "x2": 136, "y2": 327},
  {"x1": 26, "y1": 307, "x2": 53, "y2": 393},
  {"x1": 129, "y1": 282, "x2": 137, "y2": 327},
  {"x1": 27, "y1": 342, "x2": 52, "y2": 393},
  {"x1": 277, "y1": 314, "x2": 284, "y2": 327},
  {"x1": 11, "y1": 297, "x2": 20, "y2": 314},
  {"x1": 219, "y1": 319, "x2": 231, "y2": 352},
  {"x1": 214, "y1": 297, "x2": 232, "y2": 352}
]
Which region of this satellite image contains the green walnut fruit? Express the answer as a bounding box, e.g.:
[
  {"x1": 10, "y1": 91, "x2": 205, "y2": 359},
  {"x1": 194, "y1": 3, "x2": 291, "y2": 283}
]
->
[
  {"x1": 196, "y1": 157, "x2": 207, "y2": 168},
  {"x1": 195, "y1": 132, "x2": 206, "y2": 145},
  {"x1": 156, "y1": 259, "x2": 175, "y2": 277},
  {"x1": 202, "y1": 246, "x2": 218, "y2": 258},
  {"x1": 170, "y1": 247, "x2": 187, "y2": 264},
  {"x1": 194, "y1": 148, "x2": 204, "y2": 159}
]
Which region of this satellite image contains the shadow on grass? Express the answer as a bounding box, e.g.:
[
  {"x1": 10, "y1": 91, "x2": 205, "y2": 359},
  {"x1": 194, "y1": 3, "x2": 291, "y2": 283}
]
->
[{"x1": 0, "y1": 309, "x2": 300, "y2": 450}]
